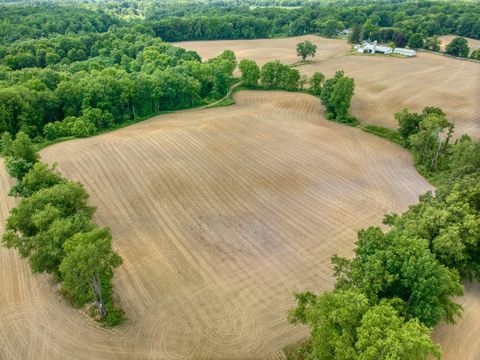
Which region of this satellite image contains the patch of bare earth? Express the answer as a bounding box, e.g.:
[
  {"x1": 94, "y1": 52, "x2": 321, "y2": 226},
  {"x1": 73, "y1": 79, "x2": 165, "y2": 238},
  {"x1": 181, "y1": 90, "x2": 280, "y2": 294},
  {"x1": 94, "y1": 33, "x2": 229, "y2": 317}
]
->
[
  {"x1": 433, "y1": 281, "x2": 480, "y2": 360},
  {"x1": 179, "y1": 36, "x2": 480, "y2": 138},
  {"x1": 0, "y1": 91, "x2": 431, "y2": 359}
]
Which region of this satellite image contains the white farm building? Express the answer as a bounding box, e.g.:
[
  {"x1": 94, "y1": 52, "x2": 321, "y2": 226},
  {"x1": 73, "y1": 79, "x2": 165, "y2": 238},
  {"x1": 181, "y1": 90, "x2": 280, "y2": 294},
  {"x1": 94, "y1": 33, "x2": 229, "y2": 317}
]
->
[
  {"x1": 355, "y1": 41, "x2": 392, "y2": 54},
  {"x1": 355, "y1": 41, "x2": 416, "y2": 57},
  {"x1": 393, "y1": 48, "x2": 416, "y2": 56}
]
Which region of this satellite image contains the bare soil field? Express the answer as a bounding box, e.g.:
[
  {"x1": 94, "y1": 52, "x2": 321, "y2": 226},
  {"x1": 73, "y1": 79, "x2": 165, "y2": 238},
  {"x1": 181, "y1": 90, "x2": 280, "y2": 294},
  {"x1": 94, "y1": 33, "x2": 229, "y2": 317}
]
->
[
  {"x1": 175, "y1": 35, "x2": 351, "y2": 66},
  {"x1": 0, "y1": 91, "x2": 432, "y2": 359},
  {"x1": 178, "y1": 36, "x2": 480, "y2": 138},
  {"x1": 439, "y1": 35, "x2": 480, "y2": 53},
  {"x1": 433, "y1": 281, "x2": 480, "y2": 360}
]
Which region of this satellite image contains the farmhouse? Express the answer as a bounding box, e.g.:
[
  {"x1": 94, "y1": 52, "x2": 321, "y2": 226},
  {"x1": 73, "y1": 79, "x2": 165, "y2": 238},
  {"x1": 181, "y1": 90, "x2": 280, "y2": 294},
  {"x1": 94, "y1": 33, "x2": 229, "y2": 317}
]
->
[{"x1": 355, "y1": 41, "x2": 416, "y2": 56}]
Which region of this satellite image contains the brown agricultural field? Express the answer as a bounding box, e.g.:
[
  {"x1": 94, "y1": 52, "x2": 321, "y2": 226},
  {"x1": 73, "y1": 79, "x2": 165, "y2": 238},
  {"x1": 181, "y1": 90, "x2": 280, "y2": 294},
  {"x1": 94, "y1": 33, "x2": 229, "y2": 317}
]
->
[
  {"x1": 177, "y1": 36, "x2": 480, "y2": 138},
  {"x1": 439, "y1": 35, "x2": 480, "y2": 53},
  {"x1": 0, "y1": 91, "x2": 433, "y2": 359},
  {"x1": 175, "y1": 35, "x2": 351, "y2": 66},
  {"x1": 433, "y1": 282, "x2": 480, "y2": 360}
]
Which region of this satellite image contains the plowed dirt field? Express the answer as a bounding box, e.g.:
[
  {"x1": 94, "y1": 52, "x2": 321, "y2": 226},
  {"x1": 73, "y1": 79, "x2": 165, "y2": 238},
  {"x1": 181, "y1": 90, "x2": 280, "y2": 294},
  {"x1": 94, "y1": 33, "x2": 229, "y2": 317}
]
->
[
  {"x1": 177, "y1": 35, "x2": 480, "y2": 138},
  {"x1": 0, "y1": 91, "x2": 433, "y2": 359}
]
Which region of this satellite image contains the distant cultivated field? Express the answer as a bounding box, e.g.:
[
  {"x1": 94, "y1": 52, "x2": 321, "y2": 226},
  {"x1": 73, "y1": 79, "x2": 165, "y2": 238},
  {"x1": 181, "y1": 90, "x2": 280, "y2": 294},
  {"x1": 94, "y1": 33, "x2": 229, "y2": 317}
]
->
[
  {"x1": 175, "y1": 35, "x2": 351, "y2": 66},
  {"x1": 0, "y1": 91, "x2": 431, "y2": 359},
  {"x1": 178, "y1": 35, "x2": 480, "y2": 138},
  {"x1": 439, "y1": 35, "x2": 480, "y2": 53}
]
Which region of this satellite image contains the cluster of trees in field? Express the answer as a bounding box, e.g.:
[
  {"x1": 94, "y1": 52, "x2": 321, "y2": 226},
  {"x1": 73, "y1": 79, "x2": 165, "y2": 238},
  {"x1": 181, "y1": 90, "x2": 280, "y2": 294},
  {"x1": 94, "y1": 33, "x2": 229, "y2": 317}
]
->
[
  {"x1": 287, "y1": 110, "x2": 480, "y2": 359},
  {"x1": 396, "y1": 107, "x2": 480, "y2": 180},
  {"x1": 239, "y1": 57, "x2": 356, "y2": 125},
  {"x1": 0, "y1": 13, "x2": 237, "y2": 140},
  {"x1": 0, "y1": 132, "x2": 123, "y2": 325},
  {"x1": 444, "y1": 37, "x2": 479, "y2": 59}
]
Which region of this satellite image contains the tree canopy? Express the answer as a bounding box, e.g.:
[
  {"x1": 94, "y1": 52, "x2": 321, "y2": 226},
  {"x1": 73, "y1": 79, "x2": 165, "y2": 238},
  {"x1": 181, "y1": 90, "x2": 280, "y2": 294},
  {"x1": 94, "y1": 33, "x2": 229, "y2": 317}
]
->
[
  {"x1": 1, "y1": 132, "x2": 123, "y2": 325},
  {"x1": 290, "y1": 104, "x2": 480, "y2": 359},
  {"x1": 320, "y1": 71, "x2": 356, "y2": 125},
  {"x1": 289, "y1": 290, "x2": 441, "y2": 360},
  {"x1": 296, "y1": 40, "x2": 317, "y2": 61},
  {"x1": 446, "y1": 36, "x2": 470, "y2": 57},
  {"x1": 239, "y1": 59, "x2": 260, "y2": 87}
]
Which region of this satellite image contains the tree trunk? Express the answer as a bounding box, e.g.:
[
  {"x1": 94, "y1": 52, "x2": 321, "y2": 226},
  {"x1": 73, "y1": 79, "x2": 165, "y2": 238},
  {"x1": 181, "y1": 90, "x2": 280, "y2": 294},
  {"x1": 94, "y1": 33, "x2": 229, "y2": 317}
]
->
[
  {"x1": 430, "y1": 139, "x2": 443, "y2": 171},
  {"x1": 91, "y1": 272, "x2": 106, "y2": 318},
  {"x1": 431, "y1": 124, "x2": 454, "y2": 171}
]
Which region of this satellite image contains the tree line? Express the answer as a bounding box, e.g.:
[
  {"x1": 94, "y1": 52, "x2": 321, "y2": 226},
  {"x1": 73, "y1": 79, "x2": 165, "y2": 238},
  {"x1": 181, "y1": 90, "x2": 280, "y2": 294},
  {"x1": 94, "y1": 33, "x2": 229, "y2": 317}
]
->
[
  {"x1": 142, "y1": 0, "x2": 480, "y2": 42},
  {"x1": 0, "y1": 20, "x2": 237, "y2": 141},
  {"x1": 0, "y1": 131, "x2": 124, "y2": 325},
  {"x1": 239, "y1": 56, "x2": 356, "y2": 125},
  {"x1": 0, "y1": 2, "x2": 477, "y2": 144},
  {"x1": 286, "y1": 108, "x2": 480, "y2": 359},
  {"x1": 0, "y1": 5, "x2": 118, "y2": 45}
]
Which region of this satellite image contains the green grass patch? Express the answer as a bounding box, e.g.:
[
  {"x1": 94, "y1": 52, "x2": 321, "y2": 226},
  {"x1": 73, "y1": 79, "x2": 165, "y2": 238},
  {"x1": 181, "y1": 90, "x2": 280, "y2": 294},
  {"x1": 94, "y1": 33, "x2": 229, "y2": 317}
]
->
[
  {"x1": 361, "y1": 124, "x2": 404, "y2": 145},
  {"x1": 414, "y1": 166, "x2": 454, "y2": 189},
  {"x1": 205, "y1": 97, "x2": 236, "y2": 108},
  {"x1": 233, "y1": 84, "x2": 304, "y2": 93},
  {"x1": 290, "y1": 60, "x2": 313, "y2": 67},
  {"x1": 283, "y1": 338, "x2": 312, "y2": 360}
]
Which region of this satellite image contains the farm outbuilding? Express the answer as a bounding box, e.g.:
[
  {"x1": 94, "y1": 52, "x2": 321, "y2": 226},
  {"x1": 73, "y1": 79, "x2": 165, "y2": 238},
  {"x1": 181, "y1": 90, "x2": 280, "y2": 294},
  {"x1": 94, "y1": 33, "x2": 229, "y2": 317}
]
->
[
  {"x1": 394, "y1": 48, "x2": 416, "y2": 56},
  {"x1": 355, "y1": 41, "x2": 416, "y2": 57},
  {"x1": 355, "y1": 41, "x2": 392, "y2": 54}
]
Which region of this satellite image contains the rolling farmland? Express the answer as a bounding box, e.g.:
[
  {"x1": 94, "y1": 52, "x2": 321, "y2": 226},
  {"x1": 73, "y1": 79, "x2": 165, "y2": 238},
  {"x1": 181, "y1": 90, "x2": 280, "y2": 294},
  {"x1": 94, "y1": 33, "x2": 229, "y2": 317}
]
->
[
  {"x1": 1, "y1": 0, "x2": 480, "y2": 358},
  {"x1": 0, "y1": 91, "x2": 432, "y2": 359},
  {"x1": 175, "y1": 35, "x2": 351, "y2": 67},
  {"x1": 177, "y1": 35, "x2": 480, "y2": 138}
]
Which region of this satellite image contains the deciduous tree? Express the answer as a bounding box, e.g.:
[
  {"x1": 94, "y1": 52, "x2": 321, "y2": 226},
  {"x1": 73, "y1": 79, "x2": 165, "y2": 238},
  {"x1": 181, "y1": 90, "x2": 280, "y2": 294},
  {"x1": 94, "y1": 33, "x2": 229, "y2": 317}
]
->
[
  {"x1": 446, "y1": 36, "x2": 470, "y2": 57},
  {"x1": 408, "y1": 33, "x2": 424, "y2": 49},
  {"x1": 333, "y1": 227, "x2": 463, "y2": 327},
  {"x1": 308, "y1": 72, "x2": 325, "y2": 95},
  {"x1": 424, "y1": 36, "x2": 441, "y2": 51},
  {"x1": 238, "y1": 59, "x2": 260, "y2": 87},
  {"x1": 289, "y1": 290, "x2": 441, "y2": 360},
  {"x1": 296, "y1": 40, "x2": 317, "y2": 61},
  {"x1": 60, "y1": 227, "x2": 122, "y2": 318}
]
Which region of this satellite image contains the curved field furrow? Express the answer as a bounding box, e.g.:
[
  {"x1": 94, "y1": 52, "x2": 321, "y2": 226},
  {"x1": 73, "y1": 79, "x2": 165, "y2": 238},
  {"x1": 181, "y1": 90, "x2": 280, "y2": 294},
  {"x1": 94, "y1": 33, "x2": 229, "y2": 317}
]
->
[
  {"x1": 175, "y1": 35, "x2": 351, "y2": 67},
  {"x1": 1, "y1": 91, "x2": 433, "y2": 359},
  {"x1": 178, "y1": 36, "x2": 480, "y2": 138}
]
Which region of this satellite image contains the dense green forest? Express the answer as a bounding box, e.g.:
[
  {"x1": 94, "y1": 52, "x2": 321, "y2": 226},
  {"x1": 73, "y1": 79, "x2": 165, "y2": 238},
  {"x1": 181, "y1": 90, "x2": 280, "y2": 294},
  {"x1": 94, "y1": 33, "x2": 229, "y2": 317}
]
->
[
  {"x1": 0, "y1": 4, "x2": 240, "y2": 141},
  {"x1": 144, "y1": 0, "x2": 480, "y2": 41}
]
